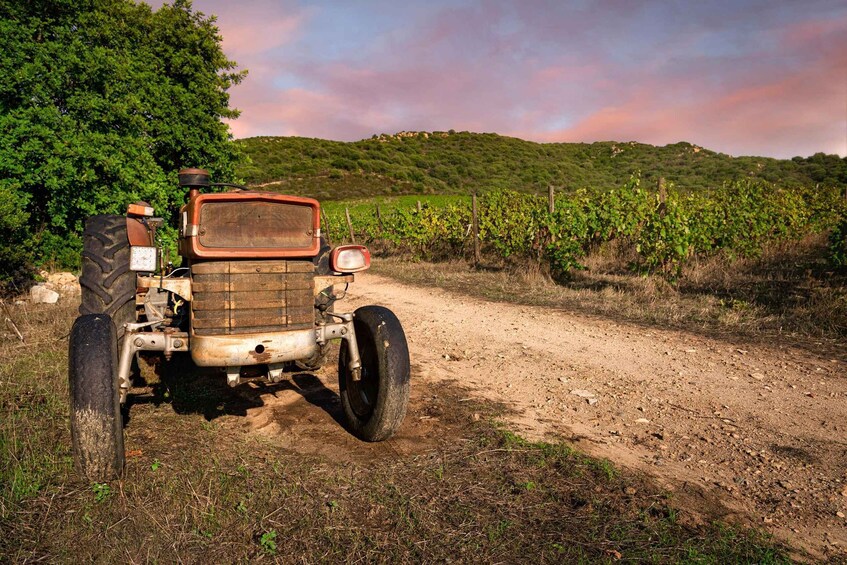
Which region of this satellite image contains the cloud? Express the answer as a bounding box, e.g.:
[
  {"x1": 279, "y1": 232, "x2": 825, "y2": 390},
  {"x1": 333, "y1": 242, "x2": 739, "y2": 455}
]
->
[
  {"x1": 536, "y1": 16, "x2": 847, "y2": 157},
  {"x1": 207, "y1": 0, "x2": 847, "y2": 157}
]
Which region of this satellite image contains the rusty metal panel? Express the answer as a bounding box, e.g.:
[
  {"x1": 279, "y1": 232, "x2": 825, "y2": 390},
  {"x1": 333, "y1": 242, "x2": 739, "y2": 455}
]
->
[
  {"x1": 190, "y1": 328, "x2": 318, "y2": 367},
  {"x1": 199, "y1": 201, "x2": 313, "y2": 249},
  {"x1": 193, "y1": 260, "x2": 314, "y2": 275},
  {"x1": 191, "y1": 260, "x2": 315, "y2": 337},
  {"x1": 192, "y1": 290, "x2": 312, "y2": 311}
]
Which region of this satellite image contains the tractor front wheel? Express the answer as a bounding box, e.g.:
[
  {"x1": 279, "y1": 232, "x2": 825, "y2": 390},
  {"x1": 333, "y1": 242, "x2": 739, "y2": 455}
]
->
[
  {"x1": 338, "y1": 306, "x2": 410, "y2": 441},
  {"x1": 69, "y1": 314, "x2": 125, "y2": 480}
]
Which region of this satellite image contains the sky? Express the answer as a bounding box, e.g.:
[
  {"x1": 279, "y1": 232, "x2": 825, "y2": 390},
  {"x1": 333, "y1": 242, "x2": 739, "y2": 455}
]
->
[{"x1": 157, "y1": 0, "x2": 846, "y2": 158}]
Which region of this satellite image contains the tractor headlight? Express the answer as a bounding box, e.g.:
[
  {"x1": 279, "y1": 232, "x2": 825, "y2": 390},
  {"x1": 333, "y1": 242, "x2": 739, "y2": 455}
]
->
[
  {"x1": 129, "y1": 246, "x2": 159, "y2": 272},
  {"x1": 330, "y1": 245, "x2": 371, "y2": 273}
]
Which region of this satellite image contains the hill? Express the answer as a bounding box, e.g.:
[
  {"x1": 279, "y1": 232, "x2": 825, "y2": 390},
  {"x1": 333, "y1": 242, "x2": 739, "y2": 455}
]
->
[{"x1": 235, "y1": 131, "x2": 847, "y2": 200}]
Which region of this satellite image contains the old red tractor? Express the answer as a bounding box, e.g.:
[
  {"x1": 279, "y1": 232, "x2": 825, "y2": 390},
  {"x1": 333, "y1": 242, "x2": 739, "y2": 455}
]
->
[{"x1": 69, "y1": 169, "x2": 410, "y2": 480}]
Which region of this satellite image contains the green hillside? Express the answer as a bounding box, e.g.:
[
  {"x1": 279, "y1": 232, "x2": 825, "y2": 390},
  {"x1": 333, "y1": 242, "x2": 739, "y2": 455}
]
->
[{"x1": 236, "y1": 131, "x2": 847, "y2": 200}]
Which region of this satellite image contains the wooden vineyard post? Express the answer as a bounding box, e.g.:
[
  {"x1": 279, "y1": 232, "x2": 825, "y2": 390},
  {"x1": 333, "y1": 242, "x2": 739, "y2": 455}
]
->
[
  {"x1": 657, "y1": 177, "x2": 667, "y2": 216},
  {"x1": 375, "y1": 203, "x2": 385, "y2": 233},
  {"x1": 472, "y1": 194, "x2": 481, "y2": 266},
  {"x1": 417, "y1": 200, "x2": 422, "y2": 213},
  {"x1": 321, "y1": 209, "x2": 332, "y2": 246},
  {"x1": 548, "y1": 185, "x2": 557, "y2": 243},
  {"x1": 345, "y1": 207, "x2": 356, "y2": 244}
]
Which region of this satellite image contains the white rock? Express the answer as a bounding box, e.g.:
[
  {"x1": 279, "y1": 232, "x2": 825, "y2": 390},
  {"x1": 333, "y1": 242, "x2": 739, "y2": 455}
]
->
[
  {"x1": 570, "y1": 389, "x2": 595, "y2": 399},
  {"x1": 31, "y1": 285, "x2": 60, "y2": 304}
]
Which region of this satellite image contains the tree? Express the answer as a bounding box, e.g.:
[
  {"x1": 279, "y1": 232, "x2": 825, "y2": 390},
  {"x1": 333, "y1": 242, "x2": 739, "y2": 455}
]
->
[{"x1": 0, "y1": 0, "x2": 244, "y2": 288}]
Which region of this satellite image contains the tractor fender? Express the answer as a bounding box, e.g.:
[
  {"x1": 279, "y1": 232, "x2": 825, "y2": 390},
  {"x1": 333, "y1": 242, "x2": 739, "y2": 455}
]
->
[{"x1": 126, "y1": 217, "x2": 154, "y2": 247}]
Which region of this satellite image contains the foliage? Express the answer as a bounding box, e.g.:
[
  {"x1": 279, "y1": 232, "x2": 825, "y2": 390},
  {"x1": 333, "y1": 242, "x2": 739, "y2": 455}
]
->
[
  {"x1": 324, "y1": 180, "x2": 844, "y2": 280},
  {"x1": 237, "y1": 133, "x2": 847, "y2": 202},
  {"x1": 829, "y1": 204, "x2": 847, "y2": 269},
  {"x1": 259, "y1": 530, "x2": 277, "y2": 555},
  {"x1": 0, "y1": 0, "x2": 244, "y2": 289}
]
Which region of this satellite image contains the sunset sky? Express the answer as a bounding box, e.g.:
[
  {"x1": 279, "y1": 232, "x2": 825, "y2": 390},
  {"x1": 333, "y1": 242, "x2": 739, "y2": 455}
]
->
[{"x1": 159, "y1": 0, "x2": 846, "y2": 158}]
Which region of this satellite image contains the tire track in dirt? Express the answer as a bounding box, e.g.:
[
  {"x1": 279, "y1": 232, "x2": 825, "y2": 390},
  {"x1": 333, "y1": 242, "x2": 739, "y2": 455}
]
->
[{"x1": 339, "y1": 272, "x2": 847, "y2": 560}]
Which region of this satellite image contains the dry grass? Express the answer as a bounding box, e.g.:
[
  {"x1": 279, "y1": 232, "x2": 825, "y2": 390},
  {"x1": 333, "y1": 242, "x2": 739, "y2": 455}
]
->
[
  {"x1": 0, "y1": 299, "x2": 794, "y2": 563},
  {"x1": 373, "y1": 234, "x2": 847, "y2": 346}
]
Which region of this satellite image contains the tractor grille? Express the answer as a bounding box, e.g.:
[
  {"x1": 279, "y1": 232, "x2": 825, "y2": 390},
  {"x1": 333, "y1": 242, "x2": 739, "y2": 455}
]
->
[
  {"x1": 198, "y1": 201, "x2": 314, "y2": 249},
  {"x1": 191, "y1": 260, "x2": 315, "y2": 336}
]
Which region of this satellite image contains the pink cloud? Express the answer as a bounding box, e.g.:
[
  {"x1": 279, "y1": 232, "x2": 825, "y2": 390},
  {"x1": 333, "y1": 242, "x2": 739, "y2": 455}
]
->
[
  {"x1": 219, "y1": 13, "x2": 304, "y2": 57},
  {"x1": 211, "y1": 0, "x2": 847, "y2": 158},
  {"x1": 516, "y1": 16, "x2": 847, "y2": 157}
]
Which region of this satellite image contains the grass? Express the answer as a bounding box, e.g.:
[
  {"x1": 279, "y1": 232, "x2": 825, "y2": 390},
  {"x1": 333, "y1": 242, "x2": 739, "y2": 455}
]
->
[
  {"x1": 0, "y1": 299, "x2": 796, "y2": 562},
  {"x1": 370, "y1": 233, "x2": 847, "y2": 347}
]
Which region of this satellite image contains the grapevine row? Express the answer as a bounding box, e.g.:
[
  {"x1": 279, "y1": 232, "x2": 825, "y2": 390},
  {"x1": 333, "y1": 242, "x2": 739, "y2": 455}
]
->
[{"x1": 321, "y1": 177, "x2": 846, "y2": 278}]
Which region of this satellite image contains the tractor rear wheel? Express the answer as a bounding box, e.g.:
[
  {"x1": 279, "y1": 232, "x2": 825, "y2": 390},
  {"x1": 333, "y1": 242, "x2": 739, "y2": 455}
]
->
[
  {"x1": 79, "y1": 215, "x2": 137, "y2": 344},
  {"x1": 338, "y1": 306, "x2": 410, "y2": 441},
  {"x1": 69, "y1": 314, "x2": 125, "y2": 480}
]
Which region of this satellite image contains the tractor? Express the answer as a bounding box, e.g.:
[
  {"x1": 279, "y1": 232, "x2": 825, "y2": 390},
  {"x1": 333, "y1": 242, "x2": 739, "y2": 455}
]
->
[{"x1": 68, "y1": 168, "x2": 410, "y2": 480}]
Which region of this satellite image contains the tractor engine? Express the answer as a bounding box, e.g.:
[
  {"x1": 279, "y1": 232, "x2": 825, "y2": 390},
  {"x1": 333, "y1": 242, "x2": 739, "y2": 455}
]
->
[{"x1": 176, "y1": 169, "x2": 324, "y2": 369}]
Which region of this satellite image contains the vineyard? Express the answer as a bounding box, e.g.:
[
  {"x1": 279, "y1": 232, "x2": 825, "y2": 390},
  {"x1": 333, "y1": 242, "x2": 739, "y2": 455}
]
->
[{"x1": 322, "y1": 177, "x2": 847, "y2": 279}]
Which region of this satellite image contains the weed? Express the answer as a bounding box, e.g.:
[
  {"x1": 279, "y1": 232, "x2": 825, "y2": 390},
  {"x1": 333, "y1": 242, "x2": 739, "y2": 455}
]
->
[
  {"x1": 433, "y1": 466, "x2": 444, "y2": 481},
  {"x1": 151, "y1": 459, "x2": 161, "y2": 471},
  {"x1": 91, "y1": 483, "x2": 111, "y2": 503},
  {"x1": 486, "y1": 519, "x2": 511, "y2": 543},
  {"x1": 259, "y1": 530, "x2": 277, "y2": 555},
  {"x1": 586, "y1": 457, "x2": 618, "y2": 481}
]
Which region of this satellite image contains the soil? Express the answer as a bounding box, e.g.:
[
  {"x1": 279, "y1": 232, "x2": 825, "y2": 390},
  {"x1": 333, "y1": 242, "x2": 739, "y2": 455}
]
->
[
  {"x1": 342, "y1": 272, "x2": 846, "y2": 560},
  {"x1": 201, "y1": 272, "x2": 846, "y2": 560}
]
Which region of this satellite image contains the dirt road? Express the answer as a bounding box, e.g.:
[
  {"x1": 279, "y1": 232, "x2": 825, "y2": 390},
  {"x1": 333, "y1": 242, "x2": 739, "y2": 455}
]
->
[{"x1": 333, "y1": 272, "x2": 846, "y2": 559}]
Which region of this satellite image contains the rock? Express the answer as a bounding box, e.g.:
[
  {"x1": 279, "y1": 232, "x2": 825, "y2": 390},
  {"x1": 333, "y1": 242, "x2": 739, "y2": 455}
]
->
[
  {"x1": 30, "y1": 285, "x2": 59, "y2": 304},
  {"x1": 40, "y1": 271, "x2": 79, "y2": 296},
  {"x1": 750, "y1": 372, "x2": 765, "y2": 380},
  {"x1": 587, "y1": 398, "x2": 598, "y2": 406},
  {"x1": 570, "y1": 389, "x2": 595, "y2": 399},
  {"x1": 47, "y1": 272, "x2": 77, "y2": 286},
  {"x1": 635, "y1": 418, "x2": 651, "y2": 424}
]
